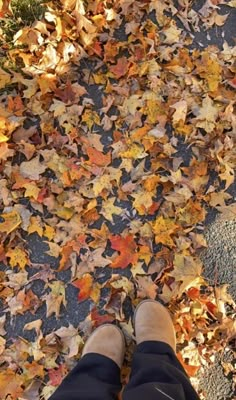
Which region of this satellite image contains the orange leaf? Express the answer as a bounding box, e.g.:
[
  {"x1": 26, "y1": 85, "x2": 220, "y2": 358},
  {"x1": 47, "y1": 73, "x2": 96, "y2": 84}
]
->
[
  {"x1": 187, "y1": 287, "x2": 200, "y2": 300},
  {"x1": 110, "y1": 234, "x2": 138, "y2": 269},
  {"x1": 0, "y1": 370, "x2": 24, "y2": 400},
  {"x1": 73, "y1": 274, "x2": 93, "y2": 301},
  {"x1": 110, "y1": 57, "x2": 129, "y2": 79},
  {"x1": 87, "y1": 146, "x2": 111, "y2": 167},
  {"x1": 91, "y1": 307, "x2": 115, "y2": 328},
  {"x1": 177, "y1": 353, "x2": 201, "y2": 377}
]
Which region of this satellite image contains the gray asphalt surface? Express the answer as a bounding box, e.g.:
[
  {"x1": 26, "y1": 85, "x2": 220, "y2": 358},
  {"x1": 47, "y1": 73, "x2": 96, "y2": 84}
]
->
[{"x1": 0, "y1": 3, "x2": 235, "y2": 399}]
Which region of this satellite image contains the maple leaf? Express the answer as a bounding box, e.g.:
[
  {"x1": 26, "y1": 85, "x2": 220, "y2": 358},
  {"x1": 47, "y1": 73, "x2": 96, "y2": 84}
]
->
[
  {"x1": 0, "y1": 370, "x2": 24, "y2": 400},
  {"x1": 0, "y1": 210, "x2": 21, "y2": 234},
  {"x1": 169, "y1": 254, "x2": 205, "y2": 296},
  {"x1": 177, "y1": 353, "x2": 201, "y2": 377},
  {"x1": 152, "y1": 216, "x2": 179, "y2": 248},
  {"x1": 87, "y1": 146, "x2": 111, "y2": 167},
  {"x1": 100, "y1": 197, "x2": 124, "y2": 222},
  {"x1": 0, "y1": 67, "x2": 11, "y2": 89},
  {"x1": 91, "y1": 307, "x2": 115, "y2": 328},
  {"x1": 110, "y1": 57, "x2": 129, "y2": 79},
  {"x1": 171, "y1": 100, "x2": 188, "y2": 124},
  {"x1": 6, "y1": 247, "x2": 28, "y2": 269},
  {"x1": 54, "y1": 324, "x2": 83, "y2": 357},
  {"x1": 48, "y1": 364, "x2": 67, "y2": 386},
  {"x1": 195, "y1": 95, "x2": 218, "y2": 133},
  {"x1": 109, "y1": 234, "x2": 139, "y2": 269},
  {"x1": 44, "y1": 281, "x2": 67, "y2": 319},
  {"x1": 136, "y1": 275, "x2": 157, "y2": 300},
  {"x1": 19, "y1": 156, "x2": 46, "y2": 180},
  {"x1": 73, "y1": 273, "x2": 100, "y2": 303},
  {"x1": 23, "y1": 360, "x2": 45, "y2": 380}
]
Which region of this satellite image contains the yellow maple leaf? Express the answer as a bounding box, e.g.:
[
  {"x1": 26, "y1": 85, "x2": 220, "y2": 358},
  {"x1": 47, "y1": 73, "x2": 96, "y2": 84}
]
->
[
  {"x1": 131, "y1": 191, "x2": 153, "y2": 215},
  {"x1": 100, "y1": 197, "x2": 123, "y2": 222},
  {"x1": 44, "y1": 225, "x2": 55, "y2": 240},
  {"x1": 120, "y1": 143, "x2": 147, "y2": 159},
  {"x1": 45, "y1": 281, "x2": 66, "y2": 319},
  {"x1": 0, "y1": 132, "x2": 9, "y2": 143},
  {"x1": 6, "y1": 248, "x2": 28, "y2": 269},
  {"x1": 219, "y1": 162, "x2": 235, "y2": 190},
  {"x1": 92, "y1": 174, "x2": 112, "y2": 197},
  {"x1": 82, "y1": 109, "x2": 100, "y2": 129},
  {"x1": 0, "y1": 210, "x2": 21, "y2": 234},
  {"x1": 0, "y1": 67, "x2": 11, "y2": 89},
  {"x1": 195, "y1": 95, "x2": 218, "y2": 133},
  {"x1": 55, "y1": 206, "x2": 74, "y2": 220},
  {"x1": 162, "y1": 21, "x2": 182, "y2": 44},
  {"x1": 171, "y1": 100, "x2": 188, "y2": 124},
  {"x1": 23, "y1": 183, "x2": 40, "y2": 200},
  {"x1": 27, "y1": 216, "x2": 43, "y2": 237},
  {"x1": 170, "y1": 254, "x2": 205, "y2": 295},
  {"x1": 152, "y1": 216, "x2": 178, "y2": 247}
]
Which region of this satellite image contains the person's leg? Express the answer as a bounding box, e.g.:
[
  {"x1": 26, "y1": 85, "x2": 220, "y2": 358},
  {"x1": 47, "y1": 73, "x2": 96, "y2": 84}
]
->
[
  {"x1": 123, "y1": 301, "x2": 200, "y2": 400},
  {"x1": 49, "y1": 325, "x2": 124, "y2": 400}
]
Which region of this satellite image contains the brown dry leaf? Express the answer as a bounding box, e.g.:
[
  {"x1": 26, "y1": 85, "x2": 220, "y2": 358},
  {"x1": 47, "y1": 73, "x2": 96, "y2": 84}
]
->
[
  {"x1": 216, "y1": 203, "x2": 236, "y2": 221},
  {"x1": 54, "y1": 324, "x2": 83, "y2": 357},
  {"x1": 170, "y1": 254, "x2": 205, "y2": 296},
  {"x1": 20, "y1": 156, "x2": 46, "y2": 180},
  {"x1": 44, "y1": 281, "x2": 67, "y2": 319},
  {"x1": 195, "y1": 95, "x2": 218, "y2": 133},
  {"x1": 136, "y1": 275, "x2": 157, "y2": 299},
  {"x1": 24, "y1": 319, "x2": 42, "y2": 336}
]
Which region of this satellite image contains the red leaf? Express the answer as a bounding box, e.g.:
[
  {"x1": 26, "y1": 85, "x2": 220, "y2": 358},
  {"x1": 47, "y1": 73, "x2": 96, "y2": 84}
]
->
[
  {"x1": 109, "y1": 234, "x2": 138, "y2": 269},
  {"x1": 91, "y1": 307, "x2": 115, "y2": 328},
  {"x1": 187, "y1": 287, "x2": 200, "y2": 300},
  {"x1": 73, "y1": 274, "x2": 93, "y2": 301},
  {"x1": 110, "y1": 57, "x2": 129, "y2": 79},
  {"x1": 48, "y1": 365, "x2": 67, "y2": 386}
]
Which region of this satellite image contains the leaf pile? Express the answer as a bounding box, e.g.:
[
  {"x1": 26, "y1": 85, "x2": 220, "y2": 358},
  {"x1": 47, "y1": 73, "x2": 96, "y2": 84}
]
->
[{"x1": 0, "y1": 0, "x2": 236, "y2": 398}]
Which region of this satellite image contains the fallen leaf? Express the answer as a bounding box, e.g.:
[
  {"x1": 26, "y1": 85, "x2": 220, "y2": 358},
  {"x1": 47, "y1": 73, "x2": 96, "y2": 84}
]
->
[
  {"x1": 109, "y1": 235, "x2": 139, "y2": 269},
  {"x1": 44, "y1": 281, "x2": 67, "y2": 319},
  {"x1": 20, "y1": 156, "x2": 46, "y2": 180},
  {"x1": 110, "y1": 57, "x2": 129, "y2": 79},
  {"x1": 136, "y1": 275, "x2": 157, "y2": 299},
  {"x1": 0, "y1": 370, "x2": 24, "y2": 400},
  {"x1": 6, "y1": 247, "x2": 28, "y2": 269},
  {"x1": 0, "y1": 210, "x2": 22, "y2": 234},
  {"x1": 152, "y1": 216, "x2": 179, "y2": 248}
]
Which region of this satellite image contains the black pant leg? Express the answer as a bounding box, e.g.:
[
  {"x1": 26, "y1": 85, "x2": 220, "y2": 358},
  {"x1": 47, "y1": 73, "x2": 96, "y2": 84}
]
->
[
  {"x1": 49, "y1": 353, "x2": 122, "y2": 400},
  {"x1": 123, "y1": 341, "x2": 200, "y2": 400}
]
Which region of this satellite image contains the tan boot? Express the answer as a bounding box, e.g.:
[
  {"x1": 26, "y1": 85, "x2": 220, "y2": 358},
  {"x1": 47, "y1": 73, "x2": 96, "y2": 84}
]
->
[
  {"x1": 82, "y1": 324, "x2": 125, "y2": 368},
  {"x1": 134, "y1": 300, "x2": 176, "y2": 351}
]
